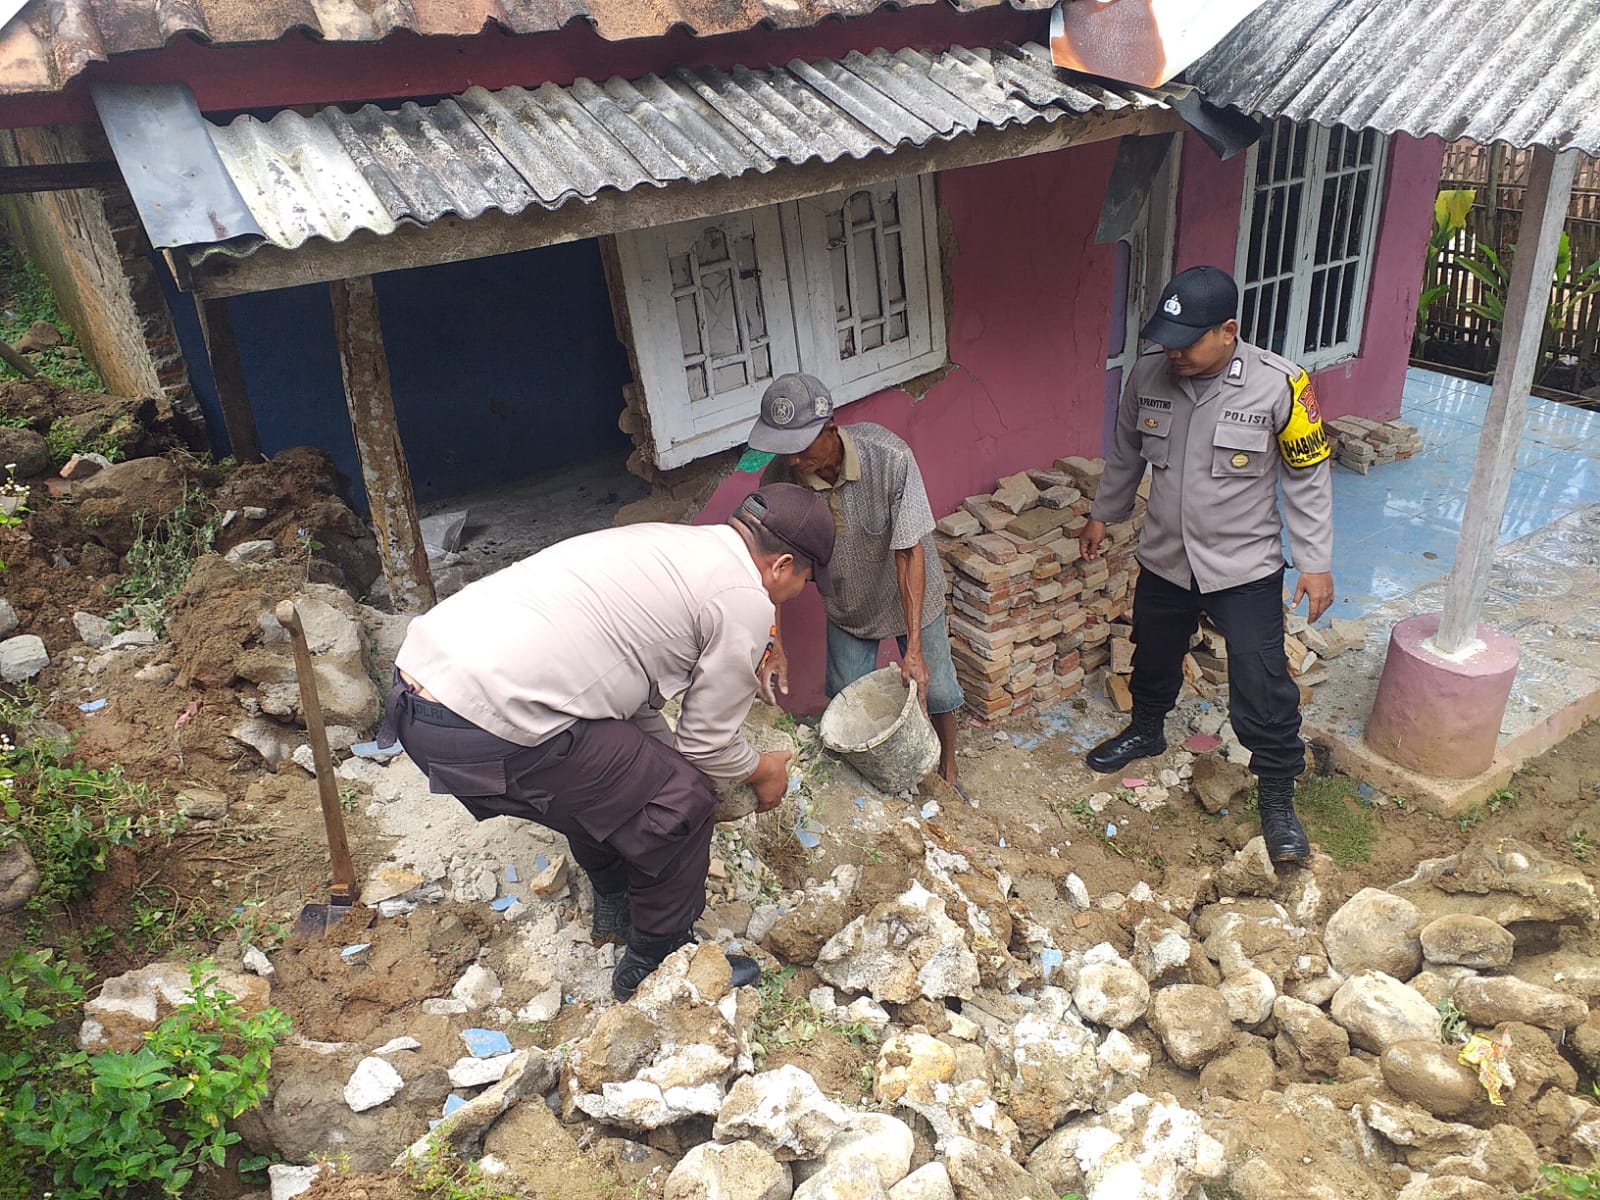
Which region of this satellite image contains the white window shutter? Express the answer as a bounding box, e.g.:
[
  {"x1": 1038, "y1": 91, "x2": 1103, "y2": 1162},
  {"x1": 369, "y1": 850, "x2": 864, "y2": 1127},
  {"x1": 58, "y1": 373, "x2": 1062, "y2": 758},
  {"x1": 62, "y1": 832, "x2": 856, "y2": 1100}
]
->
[
  {"x1": 1235, "y1": 121, "x2": 1388, "y2": 370},
  {"x1": 616, "y1": 206, "x2": 802, "y2": 468},
  {"x1": 793, "y1": 175, "x2": 947, "y2": 403}
]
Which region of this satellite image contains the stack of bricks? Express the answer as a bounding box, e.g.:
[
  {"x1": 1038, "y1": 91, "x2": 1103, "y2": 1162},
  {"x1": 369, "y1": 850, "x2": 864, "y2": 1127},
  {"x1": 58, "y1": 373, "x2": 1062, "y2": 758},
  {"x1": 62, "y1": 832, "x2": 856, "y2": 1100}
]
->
[
  {"x1": 933, "y1": 456, "x2": 1148, "y2": 723},
  {"x1": 1327, "y1": 416, "x2": 1423, "y2": 474}
]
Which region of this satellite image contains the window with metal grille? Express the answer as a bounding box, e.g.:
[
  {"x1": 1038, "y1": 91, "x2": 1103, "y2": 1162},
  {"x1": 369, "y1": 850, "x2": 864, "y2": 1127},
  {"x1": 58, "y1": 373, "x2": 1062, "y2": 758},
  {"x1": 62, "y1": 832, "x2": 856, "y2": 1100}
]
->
[
  {"x1": 1235, "y1": 120, "x2": 1389, "y2": 368},
  {"x1": 617, "y1": 176, "x2": 945, "y2": 468}
]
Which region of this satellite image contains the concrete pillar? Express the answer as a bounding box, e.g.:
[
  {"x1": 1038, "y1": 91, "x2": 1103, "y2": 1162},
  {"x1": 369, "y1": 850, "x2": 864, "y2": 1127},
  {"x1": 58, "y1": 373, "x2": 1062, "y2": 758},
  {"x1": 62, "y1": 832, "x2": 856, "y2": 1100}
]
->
[{"x1": 1364, "y1": 613, "x2": 1518, "y2": 778}]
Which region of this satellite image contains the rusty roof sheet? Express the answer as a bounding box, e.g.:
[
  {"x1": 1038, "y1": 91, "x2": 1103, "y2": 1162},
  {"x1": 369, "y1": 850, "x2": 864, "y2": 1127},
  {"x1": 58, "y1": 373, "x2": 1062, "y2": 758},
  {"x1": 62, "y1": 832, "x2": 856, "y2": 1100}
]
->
[
  {"x1": 195, "y1": 40, "x2": 1171, "y2": 255},
  {"x1": 0, "y1": 0, "x2": 1054, "y2": 98},
  {"x1": 1188, "y1": 0, "x2": 1600, "y2": 154}
]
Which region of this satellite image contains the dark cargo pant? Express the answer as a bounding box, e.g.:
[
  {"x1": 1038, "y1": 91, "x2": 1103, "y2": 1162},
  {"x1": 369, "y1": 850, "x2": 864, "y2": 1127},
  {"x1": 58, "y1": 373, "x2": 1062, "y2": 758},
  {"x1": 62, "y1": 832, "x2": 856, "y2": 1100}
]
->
[
  {"x1": 385, "y1": 679, "x2": 718, "y2": 936},
  {"x1": 1128, "y1": 566, "x2": 1306, "y2": 779}
]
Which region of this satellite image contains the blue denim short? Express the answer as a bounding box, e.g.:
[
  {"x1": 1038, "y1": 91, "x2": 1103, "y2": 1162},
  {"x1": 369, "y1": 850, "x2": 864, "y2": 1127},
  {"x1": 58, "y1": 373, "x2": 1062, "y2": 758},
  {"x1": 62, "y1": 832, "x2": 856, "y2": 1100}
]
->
[{"x1": 824, "y1": 611, "x2": 965, "y2": 715}]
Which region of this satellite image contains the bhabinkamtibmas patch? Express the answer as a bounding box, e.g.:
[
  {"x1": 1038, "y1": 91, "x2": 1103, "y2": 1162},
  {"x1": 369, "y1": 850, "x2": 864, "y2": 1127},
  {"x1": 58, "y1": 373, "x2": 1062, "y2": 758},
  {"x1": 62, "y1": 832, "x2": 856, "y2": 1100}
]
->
[{"x1": 1277, "y1": 370, "x2": 1331, "y2": 468}]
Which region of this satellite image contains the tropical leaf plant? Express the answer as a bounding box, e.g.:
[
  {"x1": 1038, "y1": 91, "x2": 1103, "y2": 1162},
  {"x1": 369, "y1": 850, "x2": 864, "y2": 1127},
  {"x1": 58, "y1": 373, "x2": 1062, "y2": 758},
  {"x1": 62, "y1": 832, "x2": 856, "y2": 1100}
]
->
[
  {"x1": 1459, "y1": 230, "x2": 1600, "y2": 384},
  {"x1": 1414, "y1": 188, "x2": 1476, "y2": 357}
]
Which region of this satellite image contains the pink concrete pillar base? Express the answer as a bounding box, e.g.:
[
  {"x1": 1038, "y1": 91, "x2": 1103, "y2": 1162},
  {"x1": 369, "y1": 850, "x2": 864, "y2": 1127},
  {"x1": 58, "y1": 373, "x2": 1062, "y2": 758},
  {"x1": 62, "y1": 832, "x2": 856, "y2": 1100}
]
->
[{"x1": 1364, "y1": 613, "x2": 1519, "y2": 779}]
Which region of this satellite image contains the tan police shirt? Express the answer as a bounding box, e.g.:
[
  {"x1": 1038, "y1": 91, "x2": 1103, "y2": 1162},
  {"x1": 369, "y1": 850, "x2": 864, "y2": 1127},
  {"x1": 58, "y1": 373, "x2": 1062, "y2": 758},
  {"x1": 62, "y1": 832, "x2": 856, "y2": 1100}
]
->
[
  {"x1": 395, "y1": 523, "x2": 771, "y2": 781},
  {"x1": 1091, "y1": 339, "x2": 1334, "y2": 593}
]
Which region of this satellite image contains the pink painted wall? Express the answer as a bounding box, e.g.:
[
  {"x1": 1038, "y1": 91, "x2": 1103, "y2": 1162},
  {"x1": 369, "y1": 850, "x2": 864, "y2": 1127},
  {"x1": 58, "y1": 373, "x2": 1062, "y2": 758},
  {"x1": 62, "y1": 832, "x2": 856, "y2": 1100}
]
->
[
  {"x1": 1313, "y1": 133, "x2": 1447, "y2": 422},
  {"x1": 1171, "y1": 128, "x2": 1446, "y2": 423},
  {"x1": 701, "y1": 139, "x2": 1123, "y2": 713}
]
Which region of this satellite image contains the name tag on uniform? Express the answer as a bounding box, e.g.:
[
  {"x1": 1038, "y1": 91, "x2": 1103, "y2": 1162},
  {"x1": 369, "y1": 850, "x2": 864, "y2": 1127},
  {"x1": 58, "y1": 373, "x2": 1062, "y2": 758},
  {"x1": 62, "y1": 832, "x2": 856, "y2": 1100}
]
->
[{"x1": 1137, "y1": 396, "x2": 1172, "y2": 411}]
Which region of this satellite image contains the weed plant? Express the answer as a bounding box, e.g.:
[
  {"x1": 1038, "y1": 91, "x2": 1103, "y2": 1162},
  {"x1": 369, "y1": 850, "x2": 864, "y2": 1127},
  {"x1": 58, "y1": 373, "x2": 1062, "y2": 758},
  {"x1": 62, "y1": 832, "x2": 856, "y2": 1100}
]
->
[
  {"x1": 0, "y1": 244, "x2": 104, "y2": 393},
  {"x1": 105, "y1": 484, "x2": 221, "y2": 632},
  {"x1": 401, "y1": 1136, "x2": 515, "y2": 1200},
  {"x1": 0, "y1": 954, "x2": 289, "y2": 1199},
  {"x1": 0, "y1": 685, "x2": 180, "y2": 917},
  {"x1": 751, "y1": 965, "x2": 879, "y2": 1066},
  {"x1": 1520, "y1": 1162, "x2": 1600, "y2": 1199}
]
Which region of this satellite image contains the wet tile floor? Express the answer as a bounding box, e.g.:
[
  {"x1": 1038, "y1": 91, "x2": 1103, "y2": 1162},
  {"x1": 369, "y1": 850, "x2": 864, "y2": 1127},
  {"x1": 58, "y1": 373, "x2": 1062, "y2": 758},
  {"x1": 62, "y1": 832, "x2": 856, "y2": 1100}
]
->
[{"x1": 1308, "y1": 368, "x2": 1600, "y2": 745}]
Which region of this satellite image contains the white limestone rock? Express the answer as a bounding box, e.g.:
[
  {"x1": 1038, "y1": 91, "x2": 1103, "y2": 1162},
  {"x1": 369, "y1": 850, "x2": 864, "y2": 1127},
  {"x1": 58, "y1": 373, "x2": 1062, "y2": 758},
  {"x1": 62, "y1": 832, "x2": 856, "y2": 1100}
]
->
[
  {"x1": 1218, "y1": 968, "x2": 1276, "y2": 1026},
  {"x1": 451, "y1": 963, "x2": 502, "y2": 1009},
  {"x1": 1331, "y1": 971, "x2": 1441, "y2": 1053},
  {"x1": 714, "y1": 1065, "x2": 851, "y2": 1161},
  {"x1": 1146, "y1": 985, "x2": 1233, "y2": 1070},
  {"x1": 815, "y1": 881, "x2": 979, "y2": 1004},
  {"x1": 1324, "y1": 888, "x2": 1424, "y2": 979},
  {"x1": 1419, "y1": 914, "x2": 1515, "y2": 969},
  {"x1": 888, "y1": 1163, "x2": 954, "y2": 1200},
  {"x1": 663, "y1": 1139, "x2": 792, "y2": 1200},
  {"x1": 1006, "y1": 987, "x2": 1103, "y2": 1141},
  {"x1": 1073, "y1": 954, "x2": 1151, "y2": 1030},
  {"x1": 0, "y1": 634, "x2": 47, "y2": 682},
  {"x1": 344, "y1": 1055, "x2": 405, "y2": 1112},
  {"x1": 874, "y1": 1031, "x2": 956, "y2": 1104}
]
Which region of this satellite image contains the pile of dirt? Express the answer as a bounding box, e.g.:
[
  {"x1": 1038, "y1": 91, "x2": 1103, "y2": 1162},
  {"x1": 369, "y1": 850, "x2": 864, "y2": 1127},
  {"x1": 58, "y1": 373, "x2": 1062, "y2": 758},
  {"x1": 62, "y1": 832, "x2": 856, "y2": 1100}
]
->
[{"x1": 0, "y1": 377, "x2": 191, "y2": 461}]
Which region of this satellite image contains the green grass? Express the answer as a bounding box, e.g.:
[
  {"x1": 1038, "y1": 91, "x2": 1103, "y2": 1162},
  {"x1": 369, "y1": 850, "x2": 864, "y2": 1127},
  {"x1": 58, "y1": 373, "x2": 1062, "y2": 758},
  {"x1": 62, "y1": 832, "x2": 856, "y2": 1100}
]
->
[
  {"x1": 1455, "y1": 786, "x2": 1514, "y2": 835},
  {"x1": 0, "y1": 242, "x2": 105, "y2": 393}
]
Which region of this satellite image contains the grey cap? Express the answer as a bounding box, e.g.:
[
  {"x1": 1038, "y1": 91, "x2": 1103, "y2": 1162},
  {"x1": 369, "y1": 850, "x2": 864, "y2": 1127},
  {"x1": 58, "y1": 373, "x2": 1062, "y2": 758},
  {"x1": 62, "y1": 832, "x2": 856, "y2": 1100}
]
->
[{"x1": 747, "y1": 373, "x2": 834, "y2": 455}]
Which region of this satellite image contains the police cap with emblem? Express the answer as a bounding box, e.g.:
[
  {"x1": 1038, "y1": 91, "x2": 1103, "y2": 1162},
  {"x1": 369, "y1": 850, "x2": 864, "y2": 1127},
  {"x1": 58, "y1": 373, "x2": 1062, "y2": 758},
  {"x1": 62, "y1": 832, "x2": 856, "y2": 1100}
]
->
[
  {"x1": 1140, "y1": 265, "x2": 1239, "y2": 350},
  {"x1": 748, "y1": 373, "x2": 835, "y2": 455}
]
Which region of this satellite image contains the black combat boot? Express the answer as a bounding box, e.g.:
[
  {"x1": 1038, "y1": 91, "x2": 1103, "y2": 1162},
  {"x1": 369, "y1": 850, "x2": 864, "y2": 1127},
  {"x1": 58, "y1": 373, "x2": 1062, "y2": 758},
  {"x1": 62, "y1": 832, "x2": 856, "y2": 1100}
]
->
[
  {"x1": 1085, "y1": 707, "x2": 1168, "y2": 773},
  {"x1": 612, "y1": 929, "x2": 761, "y2": 1002},
  {"x1": 1256, "y1": 775, "x2": 1311, "y2": 864},
  {"x1": 591, "y1": 887, "x2": 632, "y2": 945}
]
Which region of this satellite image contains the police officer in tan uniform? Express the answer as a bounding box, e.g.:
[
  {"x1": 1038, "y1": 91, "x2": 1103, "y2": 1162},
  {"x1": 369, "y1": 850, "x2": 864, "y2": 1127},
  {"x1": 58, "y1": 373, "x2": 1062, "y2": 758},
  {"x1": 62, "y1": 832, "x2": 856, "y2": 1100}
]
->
[{"x1": 1081, "y1": 266, "x2": 1333, "y2": 863}]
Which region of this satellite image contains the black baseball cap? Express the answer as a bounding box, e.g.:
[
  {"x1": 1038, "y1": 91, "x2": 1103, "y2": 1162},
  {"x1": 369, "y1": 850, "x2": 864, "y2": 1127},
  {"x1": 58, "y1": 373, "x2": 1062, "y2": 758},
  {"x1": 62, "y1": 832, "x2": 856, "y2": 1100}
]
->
[
  {"x1": 736, "y1": 484, "x2": 836, "y2": 597},
  {"x1": 1140, "y1": 266, "x2": 1240, "y2": 349},
  {"x1": 747, "y1": 373, "x2": 835, "y2": 455}
]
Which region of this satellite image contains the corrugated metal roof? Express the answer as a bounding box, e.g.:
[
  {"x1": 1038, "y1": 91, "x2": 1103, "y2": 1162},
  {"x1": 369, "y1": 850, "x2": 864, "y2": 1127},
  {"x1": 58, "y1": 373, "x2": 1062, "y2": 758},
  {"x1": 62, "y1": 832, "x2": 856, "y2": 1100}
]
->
[
  {"x1": 198, "y1": 41, "x2": 1172, "y2": 255},
  {"x1": 1188, "y1": 0, "x2": 1600, "y2": 154},
  {"x1": 0, "y1": 0, "x2": 1053, "y2": 98}
]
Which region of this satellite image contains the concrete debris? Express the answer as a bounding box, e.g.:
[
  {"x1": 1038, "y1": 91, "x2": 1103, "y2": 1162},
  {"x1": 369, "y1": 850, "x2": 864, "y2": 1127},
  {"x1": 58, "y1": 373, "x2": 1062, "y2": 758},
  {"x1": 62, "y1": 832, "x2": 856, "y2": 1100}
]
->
[{"x1": 344, "y1": 1055, "x2": 405, "y2": 1111}]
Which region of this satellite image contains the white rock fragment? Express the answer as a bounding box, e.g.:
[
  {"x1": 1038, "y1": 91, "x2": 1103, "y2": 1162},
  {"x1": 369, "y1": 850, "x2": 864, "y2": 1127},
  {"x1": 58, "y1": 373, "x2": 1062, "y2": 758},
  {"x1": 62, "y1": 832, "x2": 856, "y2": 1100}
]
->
[{"x1": 344, "y1": 1055, "x2": 405, "y2": 1112}]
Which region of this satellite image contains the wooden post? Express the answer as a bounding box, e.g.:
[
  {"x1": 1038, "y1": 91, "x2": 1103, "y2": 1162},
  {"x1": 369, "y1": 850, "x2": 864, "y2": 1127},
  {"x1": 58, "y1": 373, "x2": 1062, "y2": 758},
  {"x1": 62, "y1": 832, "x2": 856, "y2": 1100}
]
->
[
  {"x1": 0, "y1": 339, "x2": 38, "y2": 380},
  {"x1": 1483, "y1": 143, "x2": 1507, "y2": 255},
  {"x1": 192, "y1": 296, "x2": 263, "y2": 463},
  {"x1": 1434, "y1": 147, "x2": 1578, "y2": 655},
  {"x1": 328, "y1": 275, "x2": 436, "y2": 612}
]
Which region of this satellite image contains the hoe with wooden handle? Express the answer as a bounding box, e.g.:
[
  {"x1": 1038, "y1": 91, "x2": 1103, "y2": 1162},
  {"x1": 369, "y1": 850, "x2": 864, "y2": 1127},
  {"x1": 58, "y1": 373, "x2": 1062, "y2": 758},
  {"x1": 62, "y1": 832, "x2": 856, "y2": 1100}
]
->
[{"x1": 276, "y1": 600, "x2": 358, "y2": 938}]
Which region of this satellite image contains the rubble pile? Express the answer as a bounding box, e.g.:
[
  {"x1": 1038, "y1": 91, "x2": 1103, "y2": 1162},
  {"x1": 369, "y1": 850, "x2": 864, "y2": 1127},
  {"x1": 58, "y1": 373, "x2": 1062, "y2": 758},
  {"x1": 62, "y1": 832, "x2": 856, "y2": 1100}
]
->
[
  {"x1": 933, "y1": 456, "x2": 1148, "y2": 723},
  {"x1": 113, "y1": 771, "x2": 1599, "y2": 1200},
  {"x1": 1328, "y1": 416, "x2": 1424, "y2": 474}
]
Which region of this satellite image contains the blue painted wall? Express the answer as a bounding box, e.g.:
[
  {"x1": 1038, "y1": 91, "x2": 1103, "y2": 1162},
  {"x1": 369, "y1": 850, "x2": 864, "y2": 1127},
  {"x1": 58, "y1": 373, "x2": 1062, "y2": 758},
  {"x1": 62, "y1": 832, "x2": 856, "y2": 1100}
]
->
[{"x1": 161, "y1": 239, "x2": 633, "y2": 510}]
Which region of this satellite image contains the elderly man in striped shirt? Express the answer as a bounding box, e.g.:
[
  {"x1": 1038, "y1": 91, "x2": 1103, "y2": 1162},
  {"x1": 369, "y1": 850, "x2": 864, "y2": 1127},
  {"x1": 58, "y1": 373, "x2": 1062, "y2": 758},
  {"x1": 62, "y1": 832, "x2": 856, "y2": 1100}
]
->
[{"x1": 748, "y1": 373, "x2": 970, "y2": 802}]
